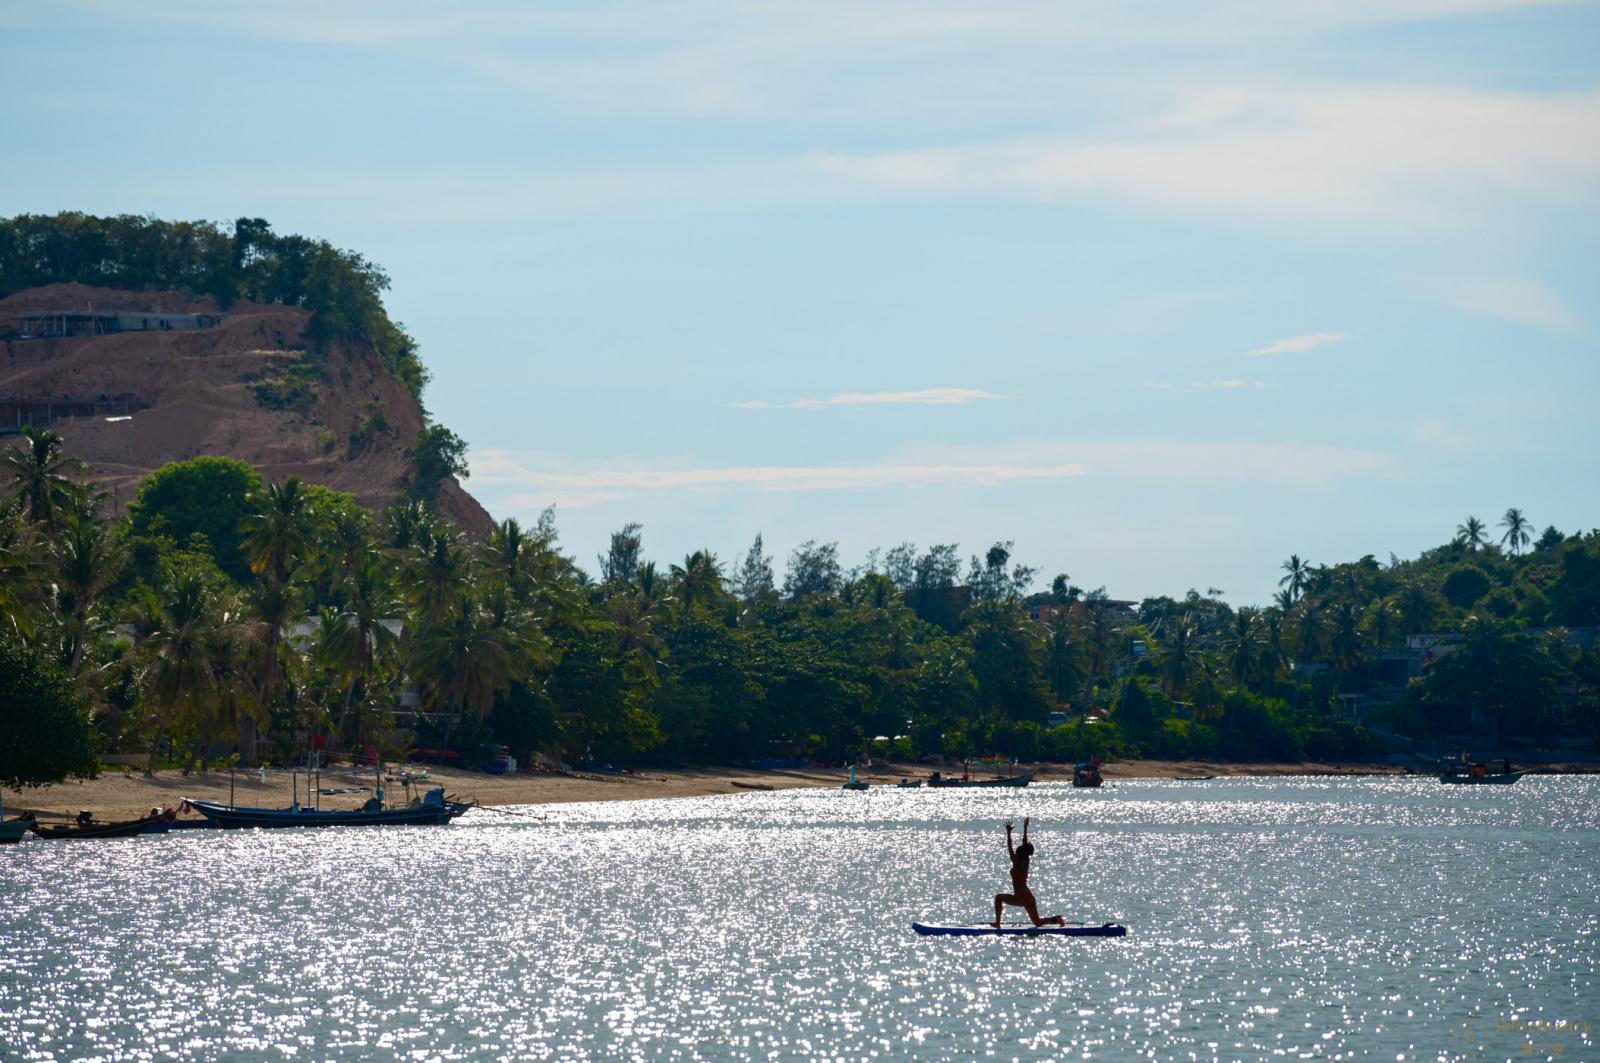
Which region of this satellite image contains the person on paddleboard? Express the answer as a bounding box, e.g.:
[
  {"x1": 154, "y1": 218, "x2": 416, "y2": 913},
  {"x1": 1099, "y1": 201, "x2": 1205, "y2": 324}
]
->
[{"x1": 992, "y1": 817, "x2": 1066, "y2": 928}]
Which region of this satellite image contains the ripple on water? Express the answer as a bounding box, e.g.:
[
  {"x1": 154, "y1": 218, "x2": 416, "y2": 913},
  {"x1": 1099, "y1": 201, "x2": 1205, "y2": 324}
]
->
[{"x1": 1, "y1": 776, "x2": 1596, "y2": 1060}]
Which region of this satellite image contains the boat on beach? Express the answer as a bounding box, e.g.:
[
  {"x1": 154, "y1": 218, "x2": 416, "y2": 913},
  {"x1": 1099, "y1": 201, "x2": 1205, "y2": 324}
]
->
[
  {"x1": 841, "y1": 765, "x2": 869, "y2": 791},
  {"x1": 188, "y1": 786, "x2": 472, "y2": 828},
  {"x1": 1, "y1": 812, "x2": 37, "y2": 844},
  {"x1": 29, "y1": 807, "x2": 176, "y2": 840}
]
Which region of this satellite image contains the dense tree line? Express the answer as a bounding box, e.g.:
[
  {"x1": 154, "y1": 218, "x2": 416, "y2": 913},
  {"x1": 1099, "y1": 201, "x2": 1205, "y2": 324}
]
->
[
  {"x1": 1, "y1": 434, "x2": 1596, "y2": 783},
  {"x1": 0, "y1": 212, "x2": 427, "y2": 400}
]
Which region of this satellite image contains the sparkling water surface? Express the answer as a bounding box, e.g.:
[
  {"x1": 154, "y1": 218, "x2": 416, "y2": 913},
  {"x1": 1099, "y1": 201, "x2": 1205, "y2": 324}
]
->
[{"x1": 2, "y1": 776, "x2": 1596, "y2": 1061}]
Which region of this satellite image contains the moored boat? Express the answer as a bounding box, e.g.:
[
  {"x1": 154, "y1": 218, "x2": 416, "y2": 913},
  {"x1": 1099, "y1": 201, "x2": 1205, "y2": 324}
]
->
[
  {"x1": 187, "y1": 786, "x2": 472, "y2": 828},
  {"x1": 29, "y1": 807, "x2": 176, "y2": 840},
  {"x1": 1, "y1": 812, "x2": 37, "y2": 844},
  {"x1": 1439, "y1": 768, "x2": 1526, "y2": 785},
  {"x1": 841, "y1": 765, "x2": 869, "y2": 791},
  {"x1": 926, "y1": 770, "x2": 1033, "y2": 788}
]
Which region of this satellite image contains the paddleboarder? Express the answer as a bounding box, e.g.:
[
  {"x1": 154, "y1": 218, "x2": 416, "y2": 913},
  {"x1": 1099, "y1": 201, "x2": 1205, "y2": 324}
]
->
[{"x1": 992, "y1": 817, "x2": 1065, "y2": 928}]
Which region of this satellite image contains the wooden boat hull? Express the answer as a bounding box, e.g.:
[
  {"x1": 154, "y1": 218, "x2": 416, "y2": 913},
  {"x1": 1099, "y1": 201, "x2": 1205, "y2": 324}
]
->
[
  {"x1": 841, "y1": 782, "x2": 869, "y2": 791},
  {"x1": 29, "y1": 809, "x2": 175, "y2": 840},
  {"x1": 1071, "y1": 775, "x2": 1103, "y2": 788},
  {"x1": 188, "y1": 797, "x2": 472, "y2": 828},
  {"x1": 1439, "y1": 771, "x2": 1526, "y2": 785}
]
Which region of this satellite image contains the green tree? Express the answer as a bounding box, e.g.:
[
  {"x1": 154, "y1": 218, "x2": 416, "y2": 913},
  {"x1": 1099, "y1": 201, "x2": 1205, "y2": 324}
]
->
[
  {"x1": 406, "y1": 425, "x2": 469, "y2": 505},
  {"x1": 0, "y1": 636, "x2": 95, "y2": 788},
  {"x1": 125, "y1": 458, "x2": 264, "y2": 583}
]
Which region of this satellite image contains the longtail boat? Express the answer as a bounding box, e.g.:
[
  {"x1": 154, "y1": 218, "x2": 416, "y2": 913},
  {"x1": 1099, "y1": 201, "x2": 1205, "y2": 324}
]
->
[
  {"x1": 926, "y1": 770, "x2": 1033, "y2": 788},
  {"x1": 188, "y1": 786, "x2": 472, "y2": 829},
  {"x1": 1, "y1": 812, "x2": 36, "y2": 844},
  {"x1": 29, "y1": 807, "x2": 176, "y2": 840},
  {"x1": 1439, "y1": 767, "x2": 1526, "y2": 785}
]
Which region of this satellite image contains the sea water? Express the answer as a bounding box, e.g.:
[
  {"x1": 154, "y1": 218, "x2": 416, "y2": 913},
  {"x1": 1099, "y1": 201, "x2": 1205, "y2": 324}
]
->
[{"x1": 1, "y1": 776, "x2": 1595, "y2": 1061}]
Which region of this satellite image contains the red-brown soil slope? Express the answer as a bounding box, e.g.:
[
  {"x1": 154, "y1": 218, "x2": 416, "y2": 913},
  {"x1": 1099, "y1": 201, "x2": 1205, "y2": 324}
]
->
[{"x1": 0, "y1": 283, "x2": 492, "y2": 534}]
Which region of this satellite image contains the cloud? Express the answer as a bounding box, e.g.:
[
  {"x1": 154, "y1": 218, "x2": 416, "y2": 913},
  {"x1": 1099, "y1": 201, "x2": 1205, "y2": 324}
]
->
[
  {"x1": 733, "y1": 387, "x2": 1007, "y2": 409},
  {"x1": 1192, "y1": 379, "x2": 1266, "y2": 390},
  {"x1": 473, "y1": 438, "x2": 1395, "y2": 511},
  {"x1": 807, "y1": 86, "x2": 1600, "y2": 228},
  {"x1": 1424, "y1": 275, "x2": 1583, "y2": 333},
  {"x1": 1246, "y1": 332, "x2": 1350, "y2": 358},
  {"x1": 472, "y1": 450, "x2": 1086, "y2": 506}
]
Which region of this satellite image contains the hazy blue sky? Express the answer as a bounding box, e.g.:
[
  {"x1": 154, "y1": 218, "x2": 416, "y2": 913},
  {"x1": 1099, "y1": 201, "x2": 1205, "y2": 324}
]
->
[{"x1": 4, "y1": 1, "x2": 1596, "y2": 602}]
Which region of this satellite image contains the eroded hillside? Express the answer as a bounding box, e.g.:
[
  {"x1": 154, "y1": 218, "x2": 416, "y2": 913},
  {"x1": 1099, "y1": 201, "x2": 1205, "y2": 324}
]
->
[{"x1": 0, "y1": 282, "x2": 491, "y2": 533}]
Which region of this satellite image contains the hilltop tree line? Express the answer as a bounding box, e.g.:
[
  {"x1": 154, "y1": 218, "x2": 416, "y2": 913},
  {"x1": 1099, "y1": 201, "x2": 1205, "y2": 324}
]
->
[
  {"x1": 1, "y1": 438, "x2": 1596, "y2": 787},
  {"x1": 0, "y1": 212, "x2": 427, "y2": 401}
]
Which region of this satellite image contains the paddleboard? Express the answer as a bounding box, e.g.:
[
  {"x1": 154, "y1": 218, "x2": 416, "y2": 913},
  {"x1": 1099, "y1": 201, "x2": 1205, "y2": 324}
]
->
[{"x1": 912, "y1": 922, "x2": 1127, "y2": 938}]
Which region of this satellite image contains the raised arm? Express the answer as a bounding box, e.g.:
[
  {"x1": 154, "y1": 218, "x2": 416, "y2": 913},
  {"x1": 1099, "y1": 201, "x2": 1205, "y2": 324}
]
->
[
  {"x1": 1005, "y1": 821, "x2": 1015, "y2": 859},
  {"x1": 1022, "y1": 816, "x2": 1030, "y2": 844}
]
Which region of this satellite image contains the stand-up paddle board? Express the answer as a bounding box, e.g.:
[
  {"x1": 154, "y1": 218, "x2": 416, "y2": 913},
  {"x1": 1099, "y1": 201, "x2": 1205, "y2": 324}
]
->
[{"x1": 912, "y1": 922, "x2": 1127, "y2": 937}]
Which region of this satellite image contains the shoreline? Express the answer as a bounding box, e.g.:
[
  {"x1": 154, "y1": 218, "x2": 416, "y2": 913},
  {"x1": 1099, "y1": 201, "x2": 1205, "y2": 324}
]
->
[{"x1": 6, "y1": 757, "x2": 1596, "y2": 821}]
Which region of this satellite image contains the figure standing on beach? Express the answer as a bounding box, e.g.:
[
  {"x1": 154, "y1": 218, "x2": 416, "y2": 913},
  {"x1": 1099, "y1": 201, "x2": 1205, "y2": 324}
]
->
[{"x1": 992, "y1": 817, "x2": 1065, "y2": 928}]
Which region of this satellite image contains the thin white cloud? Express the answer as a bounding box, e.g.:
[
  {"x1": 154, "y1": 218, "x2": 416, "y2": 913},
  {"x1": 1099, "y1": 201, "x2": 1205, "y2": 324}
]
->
[
  {"x1": 473, "y1": 438, "x2": 1395, "y2": 511},
  {"x1": 808, "y1": 86, "x2": 1600, "y2": 227},
  {"x1": 1246, "y1": 332, "x2": 1350, "y2": 358},
  {"x1": 473, "y1": 450, "x2": 1086, "y2": 506},
  {"x1": 1192, "y1": 379, "x2": 1267, "y2": 390},
  {"x1": 1424, "y1": 275, "x2": 1583, "y2": 333},
  {"x1": 734, "y1": 387, "x2": 1007, "y2": 410}
]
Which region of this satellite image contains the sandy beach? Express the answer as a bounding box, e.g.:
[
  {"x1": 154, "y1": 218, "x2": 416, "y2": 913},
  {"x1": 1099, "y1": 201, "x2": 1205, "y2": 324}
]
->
[{"x1": 0, "y1": 758, "x2": 1473, "y2": 821}]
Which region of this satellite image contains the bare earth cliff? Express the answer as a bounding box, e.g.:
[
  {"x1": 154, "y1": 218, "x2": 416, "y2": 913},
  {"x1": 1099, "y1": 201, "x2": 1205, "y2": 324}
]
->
[{"x1": 0, "y1": 283, "x2": 492, "y2": 534}]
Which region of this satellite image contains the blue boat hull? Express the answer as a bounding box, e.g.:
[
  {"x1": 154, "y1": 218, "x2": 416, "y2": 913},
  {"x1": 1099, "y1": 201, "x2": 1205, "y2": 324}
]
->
[{"x1": 913, "y1": 922, "x2": 1127, "y2": 937}]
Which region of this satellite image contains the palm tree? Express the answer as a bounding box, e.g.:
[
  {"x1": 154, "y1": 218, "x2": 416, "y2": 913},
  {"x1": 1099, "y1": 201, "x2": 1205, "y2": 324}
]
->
[
  {"x1": 1456, "y1": 516, "x2": 1487, "y2": 553},
  {"x1": 1330, "y1": 601, "x2": 1364, "y2": 671},
  {"x1": 0, "y1": 497, "x2": 43, "y2": 640},
  {"x1": 241, "y1": 477, "x2": 313, "y2": 585},
  {"x1": 1499, "y1": 508, "x2": 1531, "y2": 557},
  {"x1": 1293, "y1": 601, "x2": 1325, "y2": 666},
  {"x1": 54, "y1": 511, "x2": 125, "y2": 675},
  {"x1": 142, "y1": 567, "x2": 220, "y2": 773},
  {"x1": 1160, "y1": 613, "x2": 1203, "y2": 695},
  {"x1": 1221, "y1": 608, "x2": 1260, "y2": 687},
  {"x1": 1045, "y1": 622, "x2": 1086, "y2": 705},
  {"x1": 1258, "y1": 608, "x2": 1287, "y2": 682},
  {"x1": 321, "y1": 556, "x2": 401, "y2": 742},
  {"x1": 1279, "y1": 554, "x2": 1311, "y2": 603},
  {"x1": 606, "y1": 592, "x2": 665, "y2": 682},
  {"x1": 405, "y1": 528, "x2": 472, "y2": 627},
  {"x1": 2, "y1": 427, "x2": 86, "y2": 532},
  {"x1": 1397, "y1": 580, "x2": 1437, "y2": 637},
  {"x1": 410, "y1": 590, "x2": 517, "y2": 754},
  {"x1": 487, "y1": 517, "x2": 533, "y2": 599},
  {"x1": 670, "y1": 550, "x2": 724, "y2": 616},
  {"x1": 1367, "y1": 597, "x2": 1397, "y2": 653}
]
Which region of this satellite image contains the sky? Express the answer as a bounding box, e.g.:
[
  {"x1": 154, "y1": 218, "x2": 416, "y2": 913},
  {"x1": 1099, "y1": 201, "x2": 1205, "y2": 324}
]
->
[{"x1": 3, "y1": 0, "x2": 1597, "y2": 604}]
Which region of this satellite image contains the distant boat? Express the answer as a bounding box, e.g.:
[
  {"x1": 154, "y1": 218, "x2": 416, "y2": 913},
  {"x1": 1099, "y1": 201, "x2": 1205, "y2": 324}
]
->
[
  {"x1": 926, "y1": 769, "x2": 1032, "y2": 789},
  {"x1": 1440, "y1": 768, "x2": 1523, "y2": 784},
  {"x1": 1071, "y1": 762, "x2": 1103, "y2": 788},
  {"x1": 188, "y1": 787, "x2": 472, "y2": 829},
  {"x1": 896, "y1": 778, "x2": 923, "y2": 788},
  {"x1": 29, "y1": 807, "x2": 176, "y2": 840},
  {"x1": 842, "y1": 765, "x2": 869, "y2": 791},
  {"x1": 1, "y1": 812, "x2": 36, "y2": 844}
]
